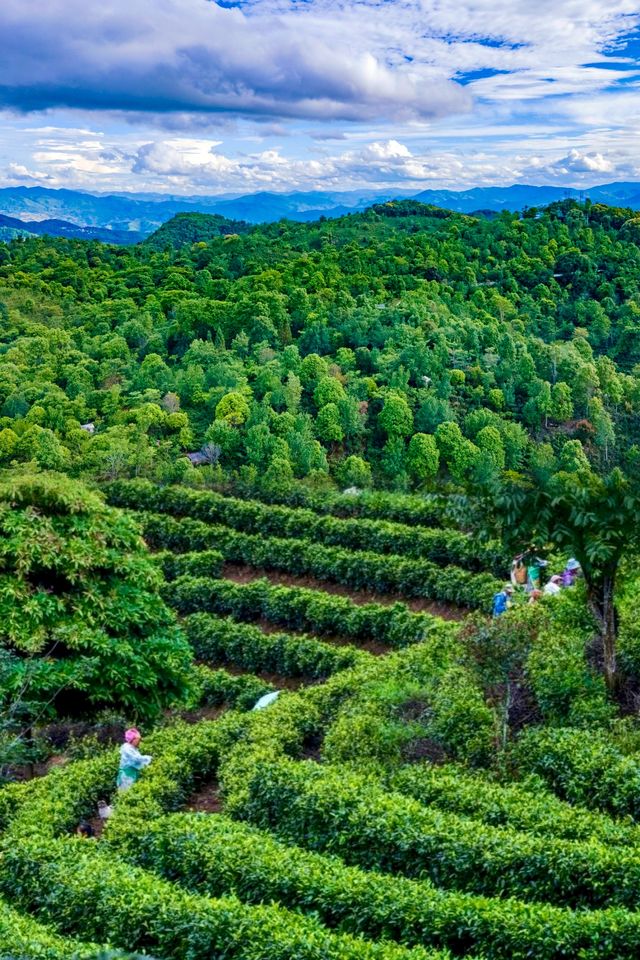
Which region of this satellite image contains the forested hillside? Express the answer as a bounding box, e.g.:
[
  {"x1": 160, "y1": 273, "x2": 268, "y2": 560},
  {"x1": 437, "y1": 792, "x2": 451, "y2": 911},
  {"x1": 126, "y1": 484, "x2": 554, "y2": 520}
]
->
[
  {"x1": 2, "y1": 199, "x2": 640, "y2": 959},
  {"x1": 0, "y1": 198, "x2": 639, "y2": 492}
]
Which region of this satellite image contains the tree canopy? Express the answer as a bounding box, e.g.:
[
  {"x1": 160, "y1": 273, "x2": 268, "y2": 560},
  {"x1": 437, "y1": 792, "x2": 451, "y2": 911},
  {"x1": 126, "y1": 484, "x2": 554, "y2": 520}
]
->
[{"x1": 0, "y1": 471, "x2": 193, "y2": 739}]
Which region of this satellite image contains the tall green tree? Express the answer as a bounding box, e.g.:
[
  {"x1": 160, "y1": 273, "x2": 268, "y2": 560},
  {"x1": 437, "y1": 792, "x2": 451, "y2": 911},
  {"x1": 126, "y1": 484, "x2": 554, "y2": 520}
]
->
[{"x1": 0, "y1": 471, "x2": 193, "y2": 733}]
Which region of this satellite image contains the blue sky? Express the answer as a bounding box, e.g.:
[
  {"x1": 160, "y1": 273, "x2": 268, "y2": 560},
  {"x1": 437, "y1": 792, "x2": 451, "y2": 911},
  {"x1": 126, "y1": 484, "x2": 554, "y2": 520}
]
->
[{"x1": 1, "y1": 0, "x2": 640, "y2": 196}]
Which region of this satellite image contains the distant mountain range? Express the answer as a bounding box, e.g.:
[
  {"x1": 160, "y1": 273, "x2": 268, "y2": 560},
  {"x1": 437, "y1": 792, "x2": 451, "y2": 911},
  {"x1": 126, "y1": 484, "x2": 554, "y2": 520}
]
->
[
  {"x1": 0, "y1": 213, "x2": 144, "y2": 245},
  {"x1": 2, "y1": 182, "x2": 640, "y2": 243}
]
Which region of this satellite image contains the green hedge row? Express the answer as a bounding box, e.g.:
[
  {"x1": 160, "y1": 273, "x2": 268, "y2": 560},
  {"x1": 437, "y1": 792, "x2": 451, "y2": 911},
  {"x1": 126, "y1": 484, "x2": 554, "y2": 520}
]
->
[
  {"x1": 0, "y1": 837, "x2": 442, "y2": 960},
  {"x1": 3, "y1": 716, "x2": 243, "y2": 841},
  {"x1": 163, "y1": 575, "x2": 456, "y2": 649},
  {"x1": 6, "y1": 753, "x2": 118, "y2": 841},
  {"x1": 141, "y1": 513, "x2": 499, "y2": 609},
  {"x1": 105, "y1": 714, "x2": 247, "y2": 825},
  {"x1": 223, "y1": 481, "x2": 453, "y2": 527},
  {"x1": 184, "y1": 612, "x2": 370, "y2": 680},
  {"x1": 105, "y1": 479, "x2": 504, "y2": 573},
  {"x1": 107, "y1": 810, "x2": 640, "y2": 960},
  {"x1": 112, "y1": 699, "x2": 319, "y2": 832},
  {"x1": 0, "y1": 895, "x2": 124, "y2": 960},
  {"x1": 157, "y1": 548, "x2": 225, "y2": 580},
  {"x1": 193, "y1": 664, "x2": 275, "y2": 711},
  {"x1": 222, "y1": 755, "x2": 640, "y2": 910},
  {"x1": 514, "y1": 727, "x2": 640, "y2": 820},
  {"x1": 389, "y1": 763, "x2": 639, "y2": 846},
  {"x1": 0, "y1": 780, "x2": 29, "y2": 832}
]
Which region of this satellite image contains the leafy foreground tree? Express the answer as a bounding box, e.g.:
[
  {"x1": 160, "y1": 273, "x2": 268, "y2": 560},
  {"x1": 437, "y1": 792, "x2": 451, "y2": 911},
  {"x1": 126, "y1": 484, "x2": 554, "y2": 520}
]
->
[
  {"x1": 0, "y1": 471, "x2": 193, "y2": 760},
  {"x1": 474, "y1": 464, "x2": 640, "y2": 691}
]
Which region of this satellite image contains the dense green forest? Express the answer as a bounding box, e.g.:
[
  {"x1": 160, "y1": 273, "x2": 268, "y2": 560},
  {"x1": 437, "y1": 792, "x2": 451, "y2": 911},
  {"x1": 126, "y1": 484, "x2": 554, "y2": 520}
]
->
[
  {"x1": 1, "y1": 198, "x2": 639, "y2": 492},
  {"x1": 2, "y1": 200, "x2": 640, "y2": 959}
]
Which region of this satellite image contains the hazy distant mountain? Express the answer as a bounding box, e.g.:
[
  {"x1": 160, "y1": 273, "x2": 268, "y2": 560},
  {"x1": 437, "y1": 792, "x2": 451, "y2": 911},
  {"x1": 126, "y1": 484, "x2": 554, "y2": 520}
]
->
[
  {"x1": 2, "y1": 182, "x2": 640, "y2": 238},
  {"x1": 0, "y1": 212, "x2": 144, "y2": 244},
  {"x1": 0, "y1": 186, "x2": 400, "y2": 234},
  {"x1": 411, "y1": 184, "x2": 572, "y2": 212}
]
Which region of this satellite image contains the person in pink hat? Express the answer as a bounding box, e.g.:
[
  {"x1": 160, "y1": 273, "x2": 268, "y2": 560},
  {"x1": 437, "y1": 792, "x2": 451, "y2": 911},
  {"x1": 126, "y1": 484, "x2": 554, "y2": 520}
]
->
[{"x1": 116, "y1": 728, "x2": 152, "y2": 792}]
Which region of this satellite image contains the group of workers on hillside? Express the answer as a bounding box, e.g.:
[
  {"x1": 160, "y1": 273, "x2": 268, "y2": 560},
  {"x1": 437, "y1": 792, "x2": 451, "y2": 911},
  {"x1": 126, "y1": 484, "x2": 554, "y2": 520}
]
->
[{"x1": 493, "y1": 553, "x2": 581, "y2": 617}]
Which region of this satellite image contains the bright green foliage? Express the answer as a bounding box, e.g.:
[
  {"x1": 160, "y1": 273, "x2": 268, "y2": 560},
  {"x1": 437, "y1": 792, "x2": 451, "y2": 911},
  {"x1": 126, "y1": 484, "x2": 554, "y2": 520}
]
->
[
  {"x1": 476, "y1": 426, "x2": 506, "y2": 472},
  {"x1": 389, "y1": 762, "x2": 639, "y2": 846},
  {"x1": 322, "y1": 655, "x2": 493, "y2": 768},
  {"x1": 559, "y1": 439, "x2": 590, "y2": 472},
  {"x1": 215, "y1": 391, "x2": 251, "y2": 425},
  {"x1": 162, "y1": 575, "x2": 454, "y2": 649},
  {"x1": 0, "y1": 200, "x2": 639, "y2": 493},
  {"x1": 315, "y1": 402, "x2": 344, "y2": 443},
  {"x1": 313, "y1": 376, "x2": 346, "y2": 408},
  {"x1": 336, "y1": 455, "x2": 372, "y2": 489},
  {"x1": 378, "y1": 393, "x2": 414, "y2": 439},
  {"x1": 107, "y1": 810, "x2": 640, "y2": 960},
  {"x1": 3, "y1": 200, "x2": 640, "y2": 960},
  {"x1": 0, "y1": 471, "x2": 193, "y2": 723},
  {"x1": 473, "y1": 462, "x2": 640, "y2": 686},
  {"x1": 184, "y1": 612, "x2": 369, "y2": 679},
  {"x1": 224, "y1": 753, "x2": 640, "y2": 909},
  {"x1": 2, "y1": 835, "x2": 442, "y2": 960},
  {"x1": 406, "y1": 433, "x2": 439, "y2": 485},
  {"x1": 435, "y1": 422, "x2": 478, "y2": 482},
  {"x1": 6, "y1": 642, "x2": 640, "y2": 960},
  {"x1": 550, "y1": 382, "x2": 573, "y2": 422},
  {"x1": 514, "y1": 725, "x2": 640, "y2": 819},
  {"x1": 0, "y1": 427, "x2": 18, "y2": 461},
  {"x1": 17, "y1": 426, "x2": 68, "y2": 471},
  {"x1": 138, "y1": 511, "x2": 501, "y2": 608},
  {"x1": 0, "y1": 895, "x2": 124, "y2": 960}
]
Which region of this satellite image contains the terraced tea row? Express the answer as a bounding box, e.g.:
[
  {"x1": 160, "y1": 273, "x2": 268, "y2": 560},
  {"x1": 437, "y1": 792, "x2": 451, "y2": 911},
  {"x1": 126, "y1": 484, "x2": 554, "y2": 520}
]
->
[
  {"x1": 214, "y1": 484, "x2": 453, "y2": 527},
  {"x1": 104, "y1": 480, "x2": 507, "y2": 574},
  {"x1": 185, "y1": 612, "x2": 370, "y2": 679},
  {"x1": 5, "y1": 657, "x2": 640, "y2": 960},
  {"x1": 163, "y1": 574, "x2": 456, "y2": 648},
  {"x1": 3, "y1": 835, "x2": 443, "y2": 960},
  {"x1": 107, "y1": 810, "x2": 640, "y2": 960},
  {"x1": 3, "y1": 480, "x2": 625, "y2": 960},
  {"x1": 140, "y1": 512, "x2": 499, "y2": 609}
]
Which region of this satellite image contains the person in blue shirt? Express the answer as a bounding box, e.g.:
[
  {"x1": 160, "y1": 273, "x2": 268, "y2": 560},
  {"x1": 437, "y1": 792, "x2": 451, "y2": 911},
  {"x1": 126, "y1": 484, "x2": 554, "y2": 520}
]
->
[{"x1": 493, "y1": 584, "x2": 513, "y2": 617}]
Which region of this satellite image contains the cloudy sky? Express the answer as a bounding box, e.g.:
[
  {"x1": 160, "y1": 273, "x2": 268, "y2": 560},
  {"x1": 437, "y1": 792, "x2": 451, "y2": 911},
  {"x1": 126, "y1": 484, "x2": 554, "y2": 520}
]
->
[{"x1": 1, "y1": 0, "x2": 640, "y2": 195}]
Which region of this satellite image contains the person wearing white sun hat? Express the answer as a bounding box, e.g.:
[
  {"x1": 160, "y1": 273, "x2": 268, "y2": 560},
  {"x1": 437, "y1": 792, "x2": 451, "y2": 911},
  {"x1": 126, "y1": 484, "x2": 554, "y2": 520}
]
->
[{"x1": 544, "y1": 575, "x2": 563, "y2": 597}]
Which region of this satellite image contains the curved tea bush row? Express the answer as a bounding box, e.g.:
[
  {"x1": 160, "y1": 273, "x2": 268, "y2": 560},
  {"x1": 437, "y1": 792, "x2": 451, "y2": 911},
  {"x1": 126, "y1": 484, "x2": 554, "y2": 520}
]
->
[
  {"x1": 2, "y1": 716, "x2": 245, "y2": 842},
  {"x1": 222, "y1": 755, "x2": 640, "y2": 910},
  {"x1": 515, "y1": 727, "x2": 640, "y2": 820},
  {"x1": 105, "y1": 480, "x2": 504, "y2": 573},
  {"x1": 5, "y1": 655, "x2": 372, "y2": 842},
  {"x1": 222, "y1": 482, "x2": 454, "y2": 527},
  {"x1": 163, "y1": 576, "x2": 456, "y2": 649},
  {"x1": 0, "y1": 895, "x2": 126, "y2": 960},
  {"x1": 5, "y1": 753, "x2": 119, "y2": 841},
  {"x1": 157, "y1": 548, "x2": 224, "y2": 581},
  {"x1": 0, "y1": 780, "x2": 29, "y2": 833},
  {"x1": 194, "y1": 664, "x2": 275, "y2": 711},
  {"x1": 389, "y1": 763, "x2": 640, "y2": 847},
  {"x1": 0, "y1": 837, "x2": 444, "y2": 960},
  {"x1": 102, "y1": 715, "x2": 249, "y2": 826},
  {"x1": 107, "y1": 811, "x2": 640, "y2": 960},
  {"x1": 141, "y1": 513, "x2": 499, "y2": 609},
  {"x1": 184, "y1": 613, "x2": 370, "y2": 680}
]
